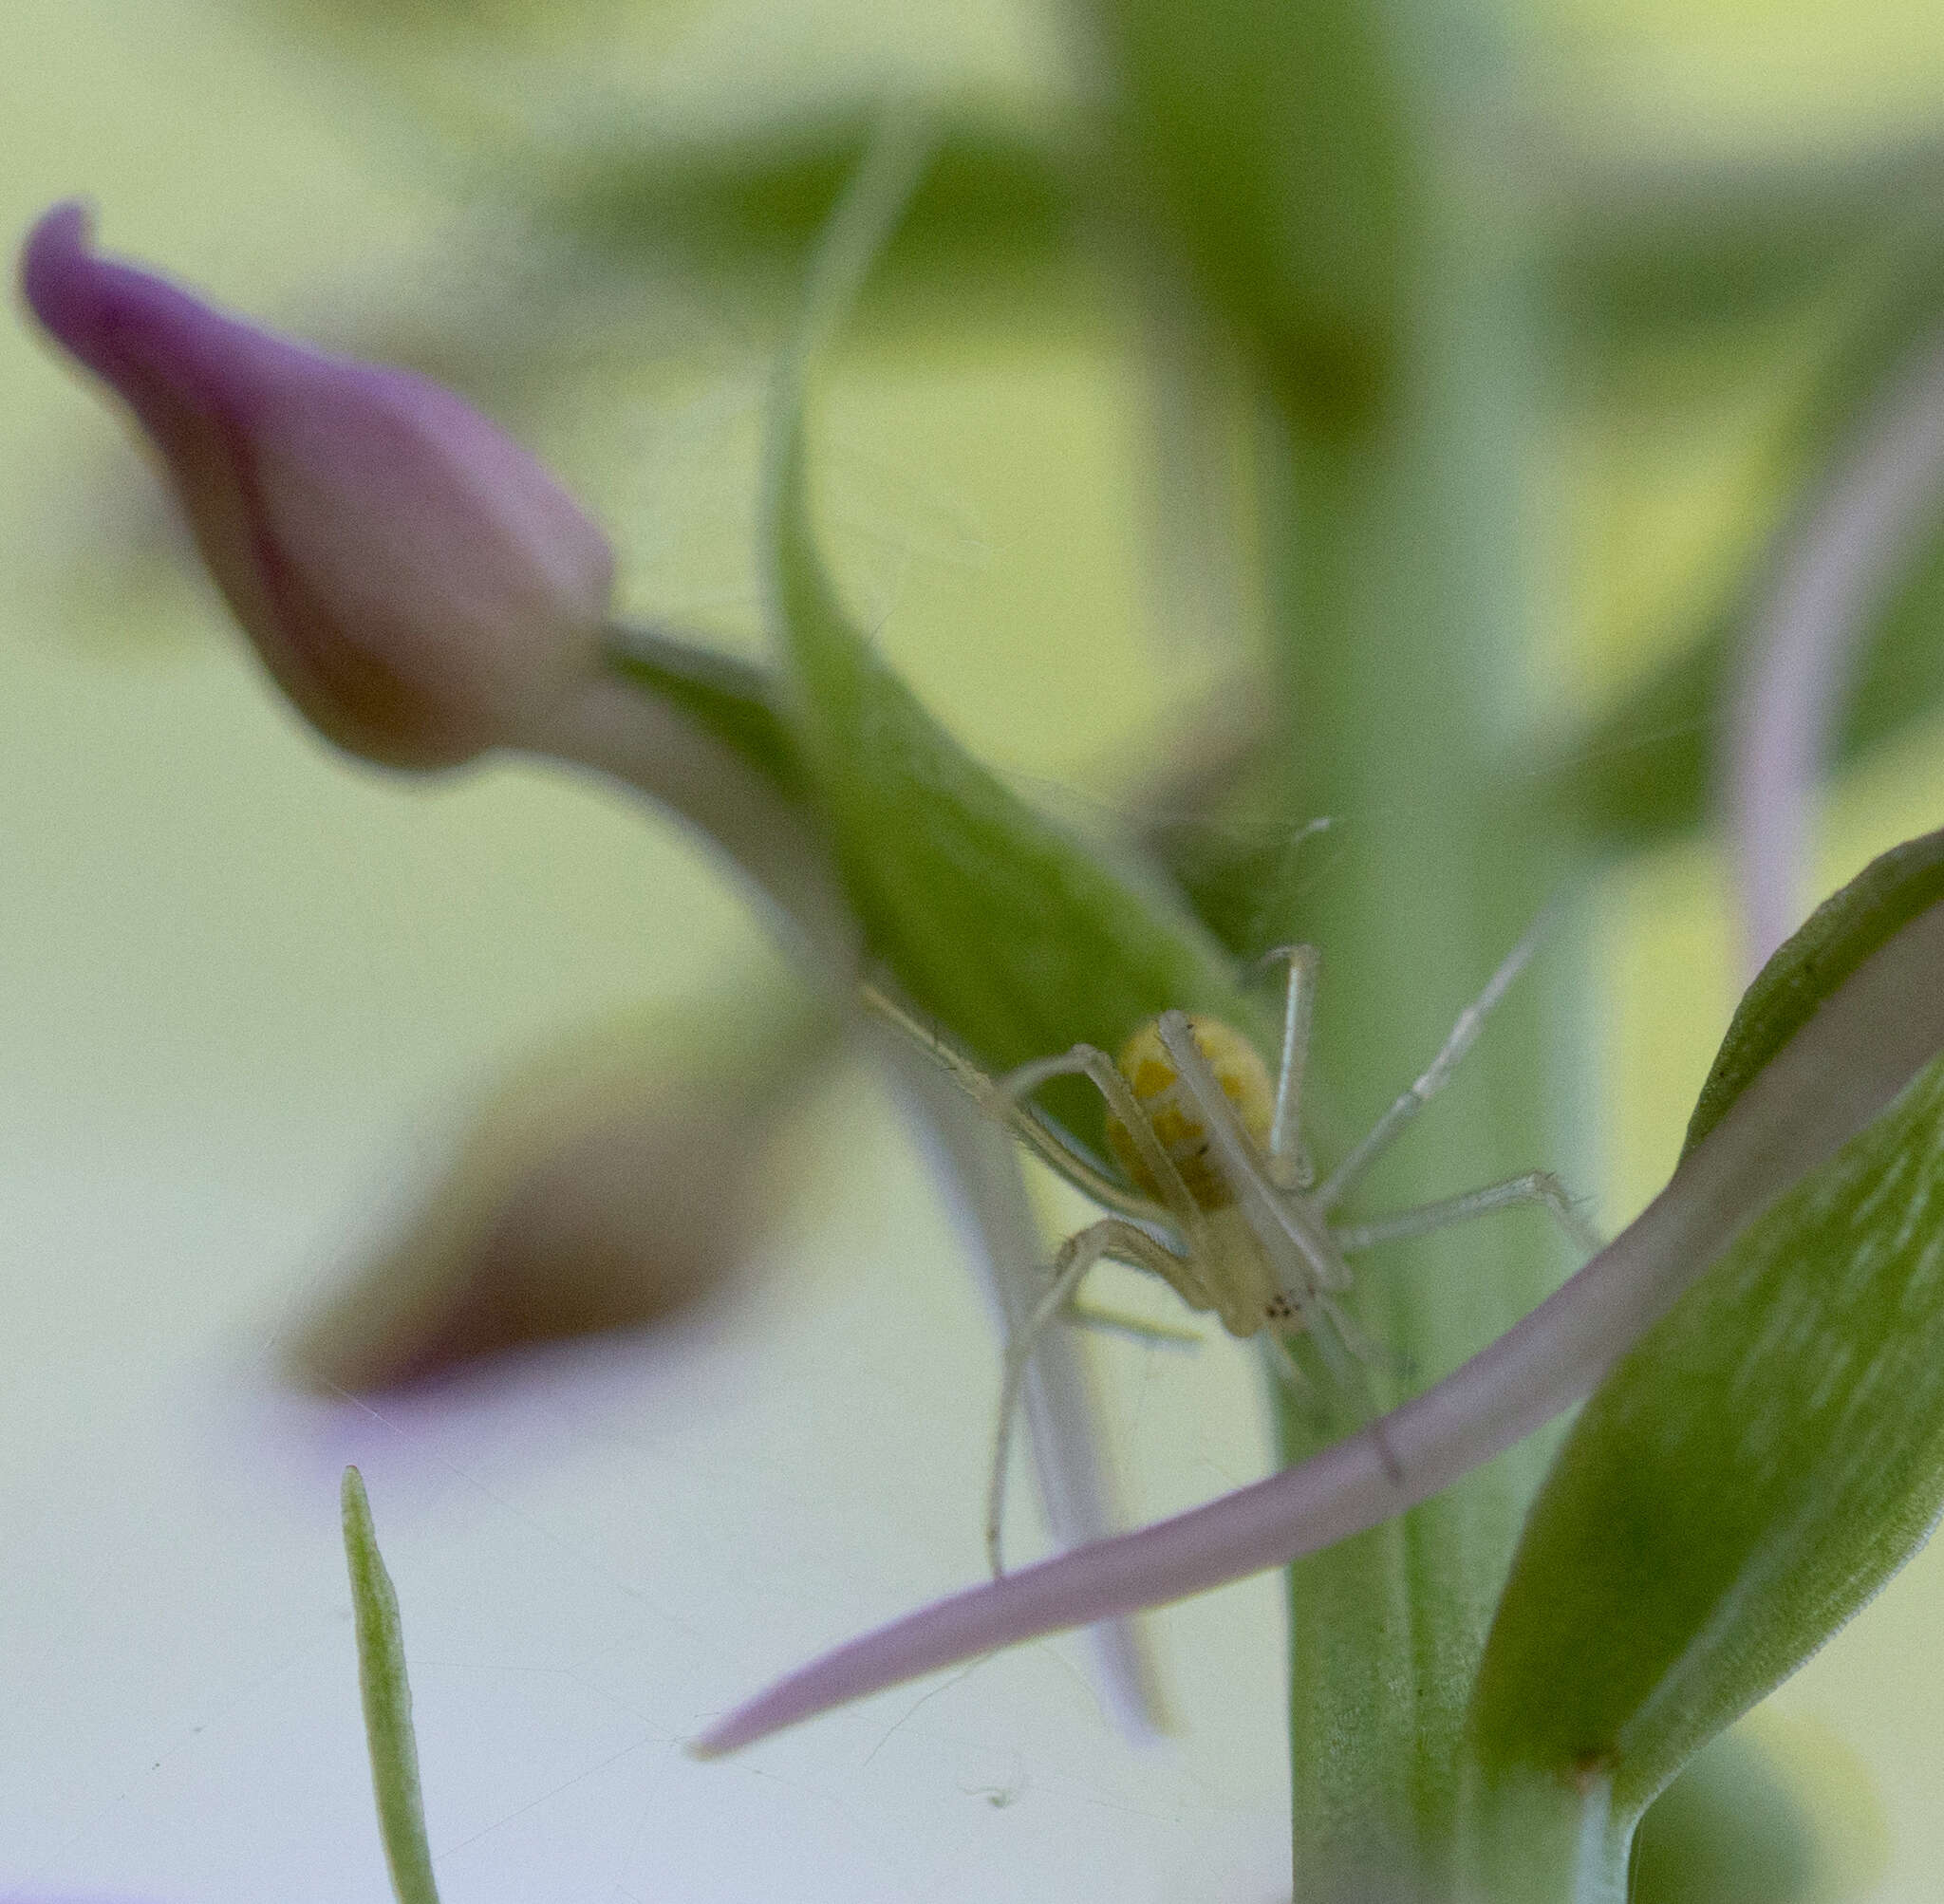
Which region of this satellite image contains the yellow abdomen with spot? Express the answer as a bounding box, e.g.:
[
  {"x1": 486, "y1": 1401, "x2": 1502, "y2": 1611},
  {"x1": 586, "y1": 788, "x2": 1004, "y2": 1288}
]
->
[{"x1": 1106, "y1": 1016, "x2": 1274, "y2": 1210}]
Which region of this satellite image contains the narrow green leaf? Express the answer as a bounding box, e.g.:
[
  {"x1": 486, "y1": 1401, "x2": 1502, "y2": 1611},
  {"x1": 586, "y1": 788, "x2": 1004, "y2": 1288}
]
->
[
  {"x1": 1685, "y1": 826, "x2": 1944, "y2": 1153},
  {"x1": 1540, "y1": 534, "x2": 1944, "y2": 855},
  {"x1": 342, "y1": 1466, "x2": 441, "y2": 1904},
  {"x1": 764, "y1": 118, "x2": 1261, "y2": 1148},
  {"x1": 1468, "y1": 1023, "x2": 1944, "y2": 1818}
]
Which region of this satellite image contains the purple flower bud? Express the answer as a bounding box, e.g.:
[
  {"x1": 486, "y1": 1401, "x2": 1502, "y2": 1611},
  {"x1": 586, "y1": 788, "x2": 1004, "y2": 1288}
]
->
[{"x1": 19, "y1": 203, "x2": 613, "y2": 768}]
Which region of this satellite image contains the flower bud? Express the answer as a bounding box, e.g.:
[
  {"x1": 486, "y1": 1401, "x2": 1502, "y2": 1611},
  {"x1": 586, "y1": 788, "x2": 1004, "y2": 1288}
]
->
[{"x1": 19, "y1": 202, "x2": 613, "y2": 768}]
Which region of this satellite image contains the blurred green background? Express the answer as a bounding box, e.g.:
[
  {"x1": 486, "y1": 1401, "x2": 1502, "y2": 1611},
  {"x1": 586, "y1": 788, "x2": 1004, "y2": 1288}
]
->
[{"x1": 4, "y1": 0, "x2": 1944, "y2": 1896}]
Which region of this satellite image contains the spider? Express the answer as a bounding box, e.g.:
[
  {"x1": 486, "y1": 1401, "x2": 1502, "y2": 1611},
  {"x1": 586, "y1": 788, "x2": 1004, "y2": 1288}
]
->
[{"x1": 864, "y1": 924, "x2": 1602, "y2": 1576}]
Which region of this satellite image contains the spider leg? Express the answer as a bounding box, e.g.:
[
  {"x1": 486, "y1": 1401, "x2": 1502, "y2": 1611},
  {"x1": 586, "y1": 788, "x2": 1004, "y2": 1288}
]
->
[
  {"x1": 1262, "y1": 1330, "x2": 1328, "y2": 1429},
  {"x1": 1332, "y1": 1169, "x2": 1604, "y2": 1260},
  {"x1": 1315, "y1": 915, "x2": 1548, "y2": 1216},
  {"x1": 1256, "y1": 944, "x2": 1319, "y2": 1189},
  {"x1": 988, "y1": 1218, "x2": 1192, "y2": 1577},
  {"x1": 858, "y1": 981, "x2": 1168, "y2": 1226},
  {"x1": 1063, "y1": 1301, "x2": 1205, "y2": 1349},
  {"x1": 1002, "y1": 1042, "x2": 1214, "y2": 1258}
]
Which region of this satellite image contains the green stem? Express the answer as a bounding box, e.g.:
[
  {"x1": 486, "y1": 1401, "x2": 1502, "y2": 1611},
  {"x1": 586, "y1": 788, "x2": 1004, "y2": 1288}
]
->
[
  {"x1": 1251, "y1": 22, "x2": 1583, "y2": 1899},
  {"x1": 1461, "y1": 1769, "x2": 1636, "y2": 1904}
]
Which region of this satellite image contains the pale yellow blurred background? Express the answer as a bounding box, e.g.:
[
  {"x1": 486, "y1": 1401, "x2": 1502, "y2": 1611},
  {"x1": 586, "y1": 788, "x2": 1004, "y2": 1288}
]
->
[{"x1": 4, "y1": 0, "x2": 1944, "y2": 1897}]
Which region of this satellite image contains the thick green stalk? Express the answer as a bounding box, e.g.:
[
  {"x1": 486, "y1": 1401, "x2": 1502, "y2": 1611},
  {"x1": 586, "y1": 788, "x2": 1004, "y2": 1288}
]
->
[
  {"x1": 1461, "y1": 1771, "x2": 1634, "y2": 1904},
  {"x1": 1252, "y1": 25, "x2": 1580, "y2": 1900}
]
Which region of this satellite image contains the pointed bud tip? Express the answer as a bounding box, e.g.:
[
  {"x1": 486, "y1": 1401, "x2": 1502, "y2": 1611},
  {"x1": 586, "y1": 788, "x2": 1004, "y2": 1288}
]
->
[
  {"x1": 20, "y1": 201, "x2": 103, "y2": 365},
  {"x1": 20, "y1": 199, "x2": 92, "y2": 304}
]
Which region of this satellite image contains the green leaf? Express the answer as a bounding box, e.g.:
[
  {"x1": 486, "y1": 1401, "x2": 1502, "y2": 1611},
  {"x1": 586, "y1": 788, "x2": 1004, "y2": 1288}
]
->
[
  {"x1": 1686, "y1": 826, "x2": 1944, "y2": 1153},
  {"x1": 1538, "y1": 209, "x2": 1944, "y2": 851},
  {"x1": 1467, "y1": 1007, "x2": 1944, "y2": 1819},
  {"x1": 1540, "y1": 526, "x2": 1944, "y2": 856},
  {"x1": 763, "y1": 116, "x2": 1260, "y2": 1148},
  {"x1": 342, "y1": 1466, "x2": 441, "y2": 1904}
]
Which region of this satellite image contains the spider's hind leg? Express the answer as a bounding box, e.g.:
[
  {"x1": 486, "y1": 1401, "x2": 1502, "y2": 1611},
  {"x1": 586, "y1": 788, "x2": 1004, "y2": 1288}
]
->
[
  {"x1": 986, "y1": 1217, "x2": 1194, "y2": 1577},
  {"x1": 858, "y1": 983, "x2": 1164, "y2": 1224}
]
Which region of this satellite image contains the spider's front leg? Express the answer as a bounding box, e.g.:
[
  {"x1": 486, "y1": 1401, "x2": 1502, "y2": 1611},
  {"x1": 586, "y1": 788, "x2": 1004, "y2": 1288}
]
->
[
  {"x1": 988, "y1": 1217, "x2": 1202, "y2": 1577},
  {"x1": 858, "y1": 981, "x2": 1173, "y2": 1225},
  {"x1": 1256, "y1": 943, "x2": 1320, "y2": 1190},
  {"x1": 1331, "y1": 1170, "x2": 1604, "y2": 1260}
]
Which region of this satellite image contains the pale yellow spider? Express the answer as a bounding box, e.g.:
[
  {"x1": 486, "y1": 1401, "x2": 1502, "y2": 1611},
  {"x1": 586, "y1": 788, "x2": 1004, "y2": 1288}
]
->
[{"x1": 866, "y1": 926, "x2": 1601, "y2": 1576}]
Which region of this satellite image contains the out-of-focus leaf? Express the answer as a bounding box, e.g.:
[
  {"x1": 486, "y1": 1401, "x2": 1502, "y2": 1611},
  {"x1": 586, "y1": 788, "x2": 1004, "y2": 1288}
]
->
[
  {"x1": 1467, "y1": 852, "x2": 1944, "y2": 1817},
  {"x1": 1630, "y1": 1730, "x2": 1825, "y2": 1904},
  {"x1": 1539, "y1": 491, "x2": 1944, "y2": 855},
  {"x1": 1551, "y1": 134, "x2": 1944, "y2": 356},
  {"x1": 530, "y1": 106, "x2": 1091, "y2": 338},
  {"x1": 1538, "y1": 207, "x2": 1944, "y2": 851},
  {"x1": 342, "y1": 1467, "x2": 440, "y2": 1904},
  {"x1": 264, "y1": 0, "x2": 627, "y2": 53},
  {"x1": 766, "y1": 118, "x2": 1259, "y2": 1150},
  {"x1": 1083, "y1": 0, "x2": 1411, "y2": 435}
]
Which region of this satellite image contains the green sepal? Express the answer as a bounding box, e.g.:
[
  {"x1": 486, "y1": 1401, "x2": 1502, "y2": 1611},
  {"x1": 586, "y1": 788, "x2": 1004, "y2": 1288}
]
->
[
  {"x1": 764, "y1": 118, "x2": 1259, "y2": 1148},
  {"x1": 1467, "y1": 1020, "x2": 1944, "y2": 1819},
  {"x1": 342, "y1": 1467, "x2": 441, "y2": 1904}
]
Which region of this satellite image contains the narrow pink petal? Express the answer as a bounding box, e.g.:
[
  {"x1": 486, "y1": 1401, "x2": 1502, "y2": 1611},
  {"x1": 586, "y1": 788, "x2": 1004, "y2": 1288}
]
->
[
  {"x1": 695, "y1": 892, "x2": 1944, "y2": 1754},
  {"x1": 1728, "y1": 327, "x2": 1944, "y2": 975}
]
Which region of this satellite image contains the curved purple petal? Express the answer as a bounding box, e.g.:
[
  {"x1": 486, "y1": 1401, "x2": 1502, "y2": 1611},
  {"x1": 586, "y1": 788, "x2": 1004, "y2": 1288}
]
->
[{"x1": 1728, "y1": 327, "x2": 1944, "y2": 974}]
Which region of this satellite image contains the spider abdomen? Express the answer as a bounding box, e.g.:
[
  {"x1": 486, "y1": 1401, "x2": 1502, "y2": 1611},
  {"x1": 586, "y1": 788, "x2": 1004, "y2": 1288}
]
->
[{"x1": 1107, "y1": 1015, "x2": 1275, "y2": 1210}]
